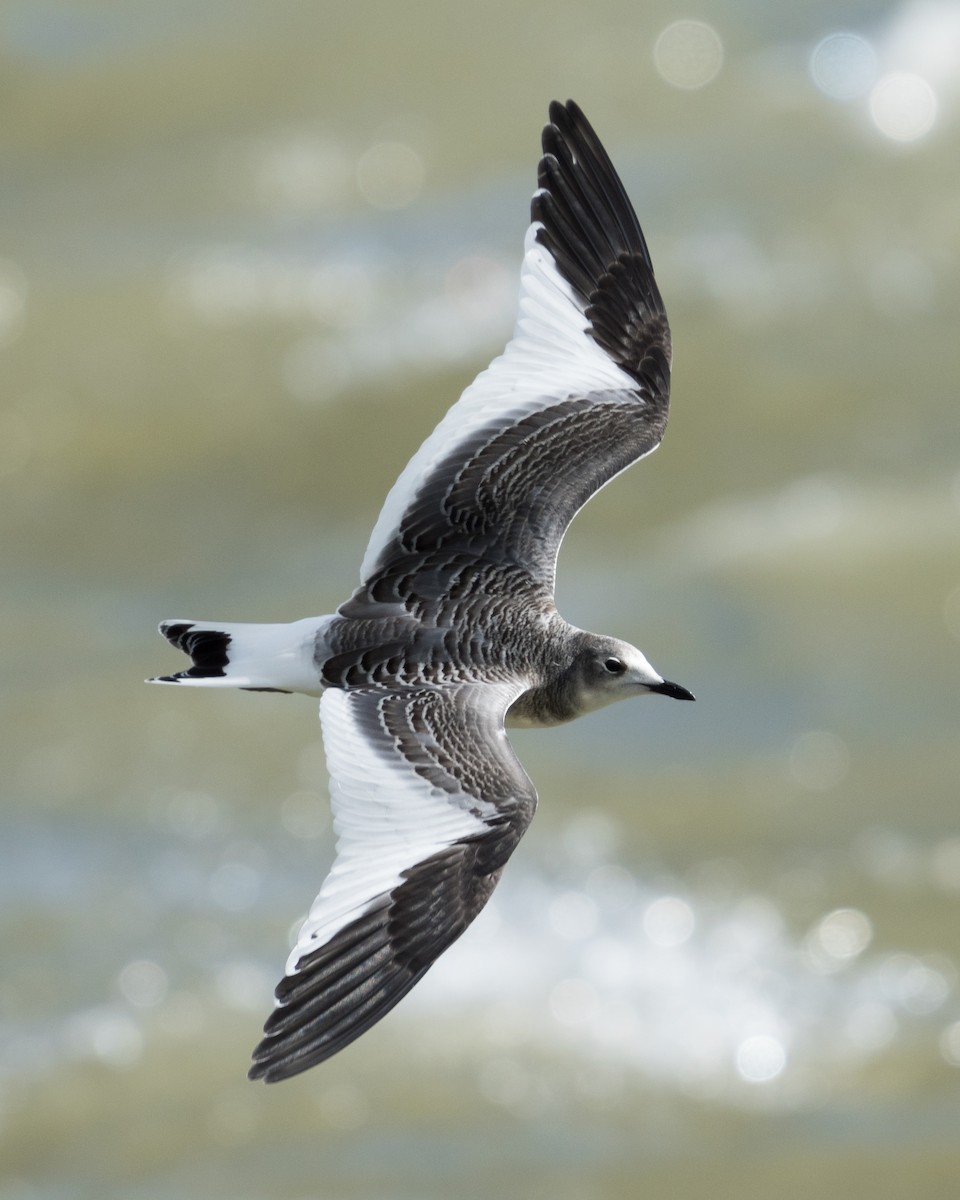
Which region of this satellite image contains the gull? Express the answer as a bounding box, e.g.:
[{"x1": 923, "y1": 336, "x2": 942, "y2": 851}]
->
[{"x1": 150, "y1": 100, "x2": 694, "y2": 1083}]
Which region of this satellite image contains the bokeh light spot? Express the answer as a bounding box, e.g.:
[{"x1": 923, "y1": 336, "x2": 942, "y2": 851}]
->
[
  {"x1": 805, "y1": 908, "x2": 873, "y2": 973},
  {"x1": 65, "y1": 1007, "x2": 144, "y2": 1069},
  {"x1": 654, "y1": 20, "x2": 723, "y2": 90},
  {"x1": 643, "y1": 895, "x2": 696, "y2": 947},
  {"x1": 869, "y1": 72, "x2": 937, "y2": 142},
  {"x1": 118, "y1": 959, "x2": 169, "y2": 1008},
  {"x1": 809, "y1": 32, "x2": 878, "y2": 101},
  {"x1": 880, "y1": 953, "x2": 955, "y2": 1014},
  {"x1": 253, "y1": 134, "x2": 350, "y2": 213},
  {"x1": 561, "y1": 809, "x2": 620, "y2": 866},
  {"x1": 940, "y1": 1020, "x2": 960, "y2": 1066},
  {"x1": 735, "y1": 1034, "x2": 787, "y2": 1083}
]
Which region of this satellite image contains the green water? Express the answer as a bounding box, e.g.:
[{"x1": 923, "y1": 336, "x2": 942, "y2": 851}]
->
[{"x1": 3, "y1": 2, "x2": 960, "y2": 1197}]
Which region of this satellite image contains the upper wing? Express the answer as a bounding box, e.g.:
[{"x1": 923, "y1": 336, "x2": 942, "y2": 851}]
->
[
  {"x1": 249, "y1": 679, "x2": 536, "y2": 1082},
  {"x1": 356, "y1": 99, "x2": 671, "y2": 604}
]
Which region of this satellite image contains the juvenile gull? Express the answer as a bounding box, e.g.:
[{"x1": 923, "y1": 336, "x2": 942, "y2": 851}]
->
[{"x1": 150, "y1": 100, "x2": 695, "y2": 1083}]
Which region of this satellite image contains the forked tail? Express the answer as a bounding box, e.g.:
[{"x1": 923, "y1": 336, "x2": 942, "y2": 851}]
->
[{"x1": 148, "y1": 617, "x2": 331, "y2": 696}]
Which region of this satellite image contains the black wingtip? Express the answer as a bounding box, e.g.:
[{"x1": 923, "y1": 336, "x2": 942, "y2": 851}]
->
[
  {"x1": 538, "y1": 99, "x2": 649, "y2": 260},
  {"x1": 547, "y1": 98, "x2": 573, "y2": 126},
  {"x1": 547, "y1": 98, "x2": 585, "y2": 125},
  {"x1": 532, "y1": 99, "x2": 671, "y2": 389},
  {"x1": 247, "y1": 1059, "x2": 273, "y2": 1084}
]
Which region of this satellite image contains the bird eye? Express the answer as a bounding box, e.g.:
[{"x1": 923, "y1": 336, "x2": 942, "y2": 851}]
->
[{"x1": 603, "y1": 657, "x2": 626, "y2": 674}]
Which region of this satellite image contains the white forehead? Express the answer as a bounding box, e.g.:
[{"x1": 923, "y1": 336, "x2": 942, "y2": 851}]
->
[{"x1": 611, "y1": 639, "x2": 657, "y2": 674}]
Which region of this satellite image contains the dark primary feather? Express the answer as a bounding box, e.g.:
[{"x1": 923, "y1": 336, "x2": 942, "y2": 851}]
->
[
  {"x1": 249, "y1": 684, "x2": 536, "y2": 1082},
  {"x1": 249, "y1": 842, "x2": 503, "y2": 1082},
  {"x1": 533, "y1": 99, "x2": 671, "y2": 385},
  {"x1": 356, "y1": 99, "x2": 673, "y2": 611},
  {"x1": 536, "y1": 99, "x2": 652, "y2": 275}
]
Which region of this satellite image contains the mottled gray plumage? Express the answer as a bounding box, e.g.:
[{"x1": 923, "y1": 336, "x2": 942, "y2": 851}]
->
[{"x1": 152, "y1": 100, "x2": 694, "y2": 1084}]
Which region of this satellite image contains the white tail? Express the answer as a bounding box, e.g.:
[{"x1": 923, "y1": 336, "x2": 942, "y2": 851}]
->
[{"x1": 148, "y1": 617, "x2": 333, "y2": 696}]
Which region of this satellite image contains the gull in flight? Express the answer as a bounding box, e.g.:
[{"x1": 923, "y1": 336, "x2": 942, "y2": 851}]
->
[{"x1": 150, "y1": 100, "x2": 695, "y2": 1083}]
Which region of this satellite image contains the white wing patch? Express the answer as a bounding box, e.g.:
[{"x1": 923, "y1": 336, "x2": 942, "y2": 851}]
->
[
  {"x1": 359, "y1": 222, "x2": 639, "y2": 581},
  {"x1": 284, "y1": 687, "x2": 504, "y2": 976}
]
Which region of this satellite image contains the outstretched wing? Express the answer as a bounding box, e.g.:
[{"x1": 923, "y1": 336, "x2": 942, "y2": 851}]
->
[
  {"x1": 249, "y1": 680, "x2": 536, "y2": 1082},
  {"x1": 356, "y1": 99, "x2": 671, "y2": 607}
]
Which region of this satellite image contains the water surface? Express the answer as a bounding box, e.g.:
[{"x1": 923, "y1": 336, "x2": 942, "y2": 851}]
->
[{"x1": 2, "y1": 2, "x2": 960, "y2": 1197}]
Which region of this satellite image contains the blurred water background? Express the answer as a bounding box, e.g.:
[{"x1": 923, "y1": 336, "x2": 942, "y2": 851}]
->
[{"x1": 3, "y1": 1, "x2": 960, "y2": 1197}]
